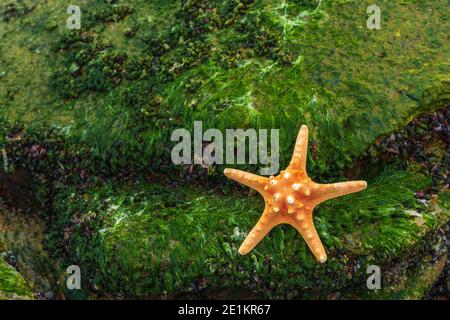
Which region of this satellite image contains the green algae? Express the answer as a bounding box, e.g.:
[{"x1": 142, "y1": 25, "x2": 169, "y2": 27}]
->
[
  {"x1": 0, "y1": 0, "x2": 448, "y2": 300},
  {"x1": 0, "y1": 200, "x2": 61, "y2": 300},
  {"x1": 397, "y1": 254, "x2": 447, "y2": 300},
  {"x1": 1, "y1": 0, "x2": 448, "y2": 176},
  {"x1": 45, "y1": 169, "x2": 445, "y2": 298},
  {"x1": 0, "y1": 256, "x2": 34, "y2": 300}
]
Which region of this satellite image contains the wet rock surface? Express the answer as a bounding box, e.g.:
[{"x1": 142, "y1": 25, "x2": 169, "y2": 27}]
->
[
  {"x1": 0, "y1": 0, "x2": 448, "y2": 299},
  {"x1": 0, "y1": 172, "x2": 62, "y2": 300},
  {"x1": 0, "y1": 255, "x2": 34, "y2": 300}
]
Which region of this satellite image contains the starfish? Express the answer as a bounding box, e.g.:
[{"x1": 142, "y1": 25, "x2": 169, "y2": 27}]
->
[{"x1": 224, "y1": 125, "x2": 367, "y2": 263}]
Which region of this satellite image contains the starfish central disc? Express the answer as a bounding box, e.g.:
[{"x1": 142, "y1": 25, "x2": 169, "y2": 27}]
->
[{"x1": 224, "y1": 125, "x2": 367, "y2": 263}]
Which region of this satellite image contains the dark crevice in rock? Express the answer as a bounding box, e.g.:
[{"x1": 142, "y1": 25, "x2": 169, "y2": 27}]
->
[
  {"x1": 0, "y1": 167, "x2": 38, "y2": 213},
  {"x1": 348, "y1": 105, "x2": 449, "y2": 191}
]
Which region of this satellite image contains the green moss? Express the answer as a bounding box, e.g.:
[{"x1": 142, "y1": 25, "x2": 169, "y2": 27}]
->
[
  {"x1": 1, "y1": 0, "x2": 448, "y2": 175},
  {"x1": 45, "y1": 169, "x2": 446, "y2": 298},
  {"x1": 0, "y1": 201, "x2": 60, "y2": 299},
  {"x1": 388, "y1": 255, "x2": 447, "y2": 300},
  {"x1": 0, "y1": 0, "x2": 448, "y2": 300},
  {"x1": 0, "y1": 257, "x2": 34, "y2": 300},
  {"x1": 317, "y1": 171, "x2": 439, "y2": 258},
  {"x1": 346, "y1": 251, "x2": 448, "y2": 300}
]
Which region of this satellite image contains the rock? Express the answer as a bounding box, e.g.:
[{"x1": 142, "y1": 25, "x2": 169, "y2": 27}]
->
[
  {"x1": 44, "y1": 291, "x2": 54, "y2": 300},
  {"x1": 0, "y1": 0, "x2": 448, "y2": 300},
  {"x1": 0, "y1": 257, "x2": 34, "y2": 300}
]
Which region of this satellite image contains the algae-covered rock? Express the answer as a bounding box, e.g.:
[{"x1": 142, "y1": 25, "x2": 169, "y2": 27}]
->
[
  {"x1": 0, "y1": 196, "x2": 59, "y2": 299},
  {"x1": 0, "y1": 256, "x2": 34, "y2": 300},
  {"x1": 48, "y1": 170, "x2": 448, "y2": 298},
  {"x1": 0, "y1": 0, "x2": 448, "y2": 299},
  {"x1": 0, "y1": 0, "x2": 448, "y2": 174}
]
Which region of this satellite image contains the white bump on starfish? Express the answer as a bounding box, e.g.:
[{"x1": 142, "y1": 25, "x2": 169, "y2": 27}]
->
[
  {"x1": 292, "y1": 183, "x2": 301, "y2": 190},
  {"x1": 286, "y1": 195, "x2": 294, "y2": 204}
]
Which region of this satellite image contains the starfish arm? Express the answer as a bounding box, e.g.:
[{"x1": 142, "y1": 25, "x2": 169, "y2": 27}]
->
[
  {"x1": 288, "y1": 125, "x2": 309, "y2": 171},
  {"x1": 238, "y1": 211, "x2": 278, "y2": 255},
  {"x1": 224, "y1": 168, "x2": 269, "y2": 194},
  {"x1": 290, "y1": 214, "x2": 327, "y2": 263},
  {"x1": 311, "y1": 181, "x2": 367, "y2": 206}
]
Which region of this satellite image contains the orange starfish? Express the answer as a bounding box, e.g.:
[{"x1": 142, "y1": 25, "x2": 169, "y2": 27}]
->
[{"x1": 224, "y1": 125, "x2": 367, "y2": 263}]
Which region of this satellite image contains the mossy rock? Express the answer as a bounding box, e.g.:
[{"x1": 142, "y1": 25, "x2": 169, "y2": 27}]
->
[
  {"x1": 0, "y1": 257, "x2": 34, "y2": 300},
  {"x1": 48, "y1": 170, "x2": 449, "y2": 298},
  {"x1": 0, "y1": 0, "x2": 448, "y2": 175},
  {"x1": 388, "y1": 253, "x2": 447, "y2": 300},
  {"x1": 0, "y1": 0, "x2": 448, "y2": 300}
]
